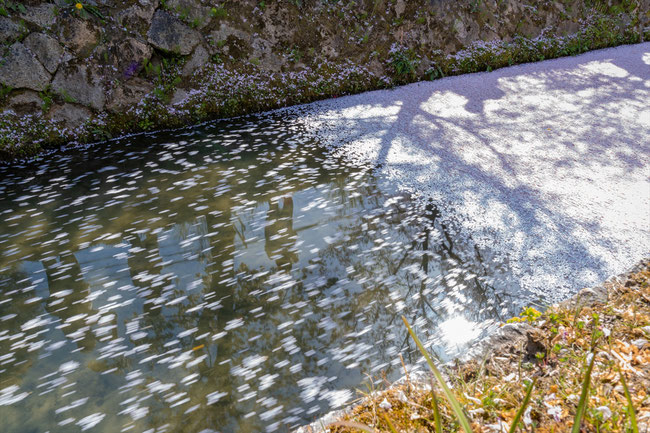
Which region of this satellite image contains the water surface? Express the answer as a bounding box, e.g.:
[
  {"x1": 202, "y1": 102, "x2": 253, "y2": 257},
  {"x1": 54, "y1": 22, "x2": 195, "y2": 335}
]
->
[{"x1": 0, "y1": 114, "x2": 533, "y2": 432}]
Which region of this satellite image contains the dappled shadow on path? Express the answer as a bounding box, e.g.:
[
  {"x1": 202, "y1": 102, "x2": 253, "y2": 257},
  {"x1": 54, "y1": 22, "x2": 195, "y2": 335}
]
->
[{"x1": 303, "y1": 43, "x2": 650, "y2": 296}]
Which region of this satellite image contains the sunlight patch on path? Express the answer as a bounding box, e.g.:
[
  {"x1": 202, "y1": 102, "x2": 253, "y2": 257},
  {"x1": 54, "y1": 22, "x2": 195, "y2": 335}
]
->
[{"x1": 297, "y1": 43, "x2": 650, "y2": 300}]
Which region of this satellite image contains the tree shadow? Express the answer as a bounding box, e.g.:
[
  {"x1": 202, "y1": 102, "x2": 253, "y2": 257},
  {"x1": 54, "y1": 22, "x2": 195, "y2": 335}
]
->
[{"x1": 306, "y1": 43, "x2": 650, "y2": 293}]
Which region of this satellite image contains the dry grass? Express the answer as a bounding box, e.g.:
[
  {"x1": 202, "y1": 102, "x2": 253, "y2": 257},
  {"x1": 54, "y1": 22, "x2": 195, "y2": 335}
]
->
[{"x1": 325, "y1": 263, "x2": 650, "y2": 433}]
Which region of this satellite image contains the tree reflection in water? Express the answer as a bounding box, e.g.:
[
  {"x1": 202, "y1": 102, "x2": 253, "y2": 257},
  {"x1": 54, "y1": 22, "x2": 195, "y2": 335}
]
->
[
  {"x1": 265, "y1": 196, "x2": 299, "y2": 271},
  {"x1": 0, "y1": 114, "x2": 530, "y2": 433}
]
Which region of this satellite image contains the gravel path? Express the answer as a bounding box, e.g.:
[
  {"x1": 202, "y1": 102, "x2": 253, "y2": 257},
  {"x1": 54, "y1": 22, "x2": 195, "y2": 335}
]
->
[{"x1": 297, "y1": 43, "x2": 650, "y2": 301}]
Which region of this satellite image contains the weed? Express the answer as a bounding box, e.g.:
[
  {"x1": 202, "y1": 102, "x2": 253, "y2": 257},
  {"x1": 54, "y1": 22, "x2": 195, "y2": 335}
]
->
[
  {"x1": 288, "y1": 47, "x2": 302, "y2": 63},
  {"x1": 403, "y1": 316, "x2": 474, "y2": 433},
  {"x1": 0, "y1": 84, "x2": 12, "y2": 102},
  {"x1": 508, "y1": 378, "x2": 536, "y2": 433},
  {"x1": 388, "y1": 47, "x2": 419, "y2": 81},
  {"x1": 572, "y1": 352, "x2": 596, "y2": 432},
  {"x1": 59, "y1": 89, "x2": 77, "y2": 104},
  {"x1": 0, "y1": 0, "x2": 25, "y2": 16},
  {"x1": 39, "y1": 86, "x2": 54, "y2": 112},
  {"x1": 328, "y1": 262, "x2": 648, "y2": 433},
  {"x1": 63, "y1": 1, "x2": 105, "y2": 21},
  {"x1": 431, "y1": 386, "x2": 442, "y2": 432},
  {"x1": 138, "y1": 117, "x2": 154, "y2": 130},
  {"x1": 619, "y1": 371, "x2": 639, "y2": 433},
  {"x1": 210, "y1": 6, "x2": 227, "y2": 19},
  {"x1": 508, "y1": 306, "x2": 543, "y2": 323}
]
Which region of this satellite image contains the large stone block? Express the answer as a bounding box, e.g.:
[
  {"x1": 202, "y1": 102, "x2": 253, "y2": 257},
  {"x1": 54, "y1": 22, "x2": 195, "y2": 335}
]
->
[
  {"x1": 23, "y1": 33, "x2": 64, "y2": 74},
  {"x1": 51, "y1": 65, "x2": 106, "y2": 110},
  {"x1": 106, "y1": 77, "x2": 154, "y2": 112},
  {"x1": 47, "y1": 103, "x2": 92, "y2": 129},
  {"x1": 0, "y1": 17, "x2": 23, "y2": 45},
  {"x1": 116, "y1": 37, "x2": 153, "y2": 78},
  {"x1": 147, "y1": 10, "x2": 201, "y2": 55},
  {"x1": 181, "y1": 44, "x2": 209, "y2": 77},
  {"x1": 58, "y1": 16, "x2": 100, "y2": 58},
  {"x1": 166, "y1": 0, "x2": 212, "y2": 30},
  {"x1": 4, "y1": 90, "x2": 43, "y2": 115},
  {"x1": 116, "y1": 0, "x2": 158, "y2": 33},
  {"x1": 20, "y1": 3, "x2": 57, "y2": 29},
  {"x1": 0, "y1": 42, "x2": 51, "y2": 91}
]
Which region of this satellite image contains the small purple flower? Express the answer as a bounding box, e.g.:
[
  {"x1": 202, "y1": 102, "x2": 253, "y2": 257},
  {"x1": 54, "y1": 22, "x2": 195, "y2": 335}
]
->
[{"x1": 123, "y1": 61, "x2": 141, "y2": 79}]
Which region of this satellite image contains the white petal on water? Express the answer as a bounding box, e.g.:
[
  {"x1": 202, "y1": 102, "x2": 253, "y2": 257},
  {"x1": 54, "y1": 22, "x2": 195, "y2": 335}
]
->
[
  {"x1": 58, "y1": 417, "x2": 75, "y2": 426},
  {"x1": 260, "y1": 405, "x2": 283, "y2": 421},
  {"x1": 59, "y1": 361, "x2": 80, "y2": 374},
  {"x1": 0, "y1": 386, "x2": 29, "y2": 406},
  {"x1": 243, "y1": 355, "x2": 267, "y2": 369},
  {"x1": 55, "y1": 397, "x2": 89, "y2": 414},
  {"x1": 322, "y1": 389, "x2": 353, "y2": 408},
  {"x1": 21, "y1": 316, "x2": 51, "y2": 331},
  {"x1": 225, "y1": 318, "x2": 244, "y2": 330},
  {"x1": 206, "y1": 391, "x2": 227, "y2": 405},
  {"x1": 76, "y1": 413, "x2": 105, "y2": 431}
]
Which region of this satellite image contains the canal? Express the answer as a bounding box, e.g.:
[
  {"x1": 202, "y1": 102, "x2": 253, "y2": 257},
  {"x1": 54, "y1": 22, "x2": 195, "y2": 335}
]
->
[{"x1": 0, "y1": 113, "x2": 534, "y2": 432}]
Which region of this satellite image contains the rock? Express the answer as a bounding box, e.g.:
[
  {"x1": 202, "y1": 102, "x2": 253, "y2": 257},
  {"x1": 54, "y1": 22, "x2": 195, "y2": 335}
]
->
[
  {"x1": 20, "y1": 3, "x2": 57, "y2": 28},
  {"x1": 461, "y1": 322, "x2": 532, "y2": 362},
  {"x1": 116, "y1": 37, "x2": 153, "y2": 78},
  {"x1": 58, "y1": 16, "x2": 100, "y2": 57},
  {"x1": 574, "y1": 285, "x2": 608, "y2": 306},
  {"x1": 394, "y1": 0, "x2": 406, "y2": 18},
  {"x1": 208, "y1": 23, "x2": 281, "y2": 71},
  {"x1": 116, "y1": 0, "x2": 158, "y2": 34},
  {"x1": 170, "y1": 88, "x2": 189, "y2": 106},
  {"x1": 166, "y1": 0, "x2": 212, "y2": 30},
  {"x1": 0, "y1": 42, "x2": 51, "y2": 91},
  {"x1": 147, "y1": 10, "x2": 201, "y2": 55},
  {"x1": 51, "y1": 65, "x2": 105, "y2": 110},
  {"x1": 182, "y1": 45, "x2": 209, "y2": 77},
  {"x1": 5, "y1": 90, "x2": 43, "y2": 115},
  {"x1": 248, "y1": 35, "x2": 283, "y2": 70},
  {"x1": 208, "y1": 23, "x2": 251, "y2": 51},
  {"x1": 23, "y1": 33, "x2": 64, "y2": 74},
  {"x1": 453, "y1": 17, "x2": 480, "y2": 46},
  {"x1": 487, "y1": 323, "x2": 532, "y2": 353},
  {"x1": 106, "y1": 77, "x2": 154, "y2": 111},
  {"x1": 556, "y1": 20, "x2": 581, "y2": 36},
  {"x1": 0, "y1": 17, "x2": 23, "y2": 44},
  {"x1": 47, "y1": 103, "x2": 92, "y2": 129}
]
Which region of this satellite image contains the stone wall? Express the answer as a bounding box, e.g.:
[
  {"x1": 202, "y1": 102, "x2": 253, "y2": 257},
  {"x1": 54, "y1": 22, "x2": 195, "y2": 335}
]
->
[{"x1": 0, "y1": 0, "x2": 646, "y2": 160}]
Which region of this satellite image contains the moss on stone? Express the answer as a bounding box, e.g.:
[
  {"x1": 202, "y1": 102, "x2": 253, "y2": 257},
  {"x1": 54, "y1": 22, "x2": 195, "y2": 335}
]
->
[{"x1": 0, "y1": 1, "x2": 645, "y2": 162}]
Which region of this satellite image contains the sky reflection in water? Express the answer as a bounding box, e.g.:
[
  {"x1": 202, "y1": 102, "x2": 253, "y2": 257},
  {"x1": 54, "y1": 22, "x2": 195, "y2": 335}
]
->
[{"x1": 0, "y1": 114, "x2": 533, "y2": 432}]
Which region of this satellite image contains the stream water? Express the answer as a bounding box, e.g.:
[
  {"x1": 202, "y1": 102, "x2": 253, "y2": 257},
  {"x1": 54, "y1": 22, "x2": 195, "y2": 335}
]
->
[{"x1": 0, "y1": 113, "x2": 537, "y2": 432}]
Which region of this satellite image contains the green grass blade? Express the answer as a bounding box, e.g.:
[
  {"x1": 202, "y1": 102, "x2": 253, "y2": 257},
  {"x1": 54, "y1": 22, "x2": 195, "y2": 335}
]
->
[
  {"x1": 431, "y1": 386, "x2": 442, "y2": 433},
  {"x1": 508, "y1": 378, "x2": 536, "y2": 433},
  {"x1": 402, "y1": 316, "x2": 474, "y2": 433},
  {"x1": 620, "y1": 372, "x2": 639, "y2": 433},
  {"x1": 383, "y1": 414, "x2": 399, "y2": 433},
  {"x1": 571, "y1": 353, "x2": 596, "y2": 433}
]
